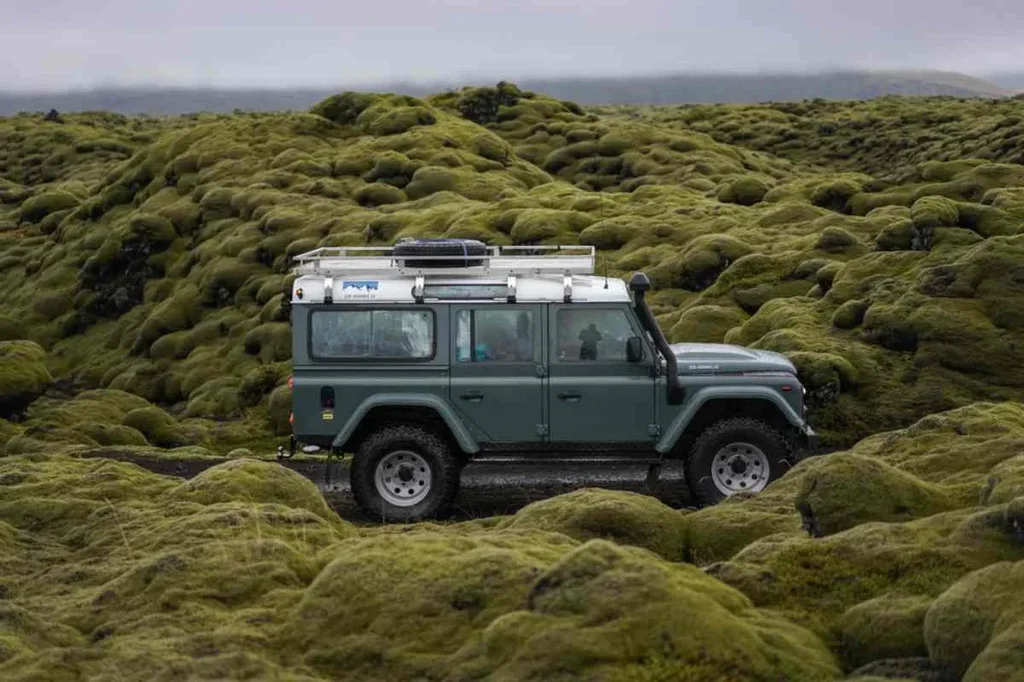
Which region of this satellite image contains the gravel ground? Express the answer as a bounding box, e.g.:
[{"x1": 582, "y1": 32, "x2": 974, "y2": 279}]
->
[
  {"x1": 323, "y1": 458, "x2": 695, "y2": 522},
  {"x1": 89, "y1": 447, "x2": 839, "y2": 523},
  {"x1": 91, "y1": 452, "x2": 696, "y2": 523}
]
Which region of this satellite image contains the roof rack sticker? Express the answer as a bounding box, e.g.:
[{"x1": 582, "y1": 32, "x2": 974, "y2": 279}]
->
[{"x1": 340, "y1": 280, "x2": 379, "y2": 300}]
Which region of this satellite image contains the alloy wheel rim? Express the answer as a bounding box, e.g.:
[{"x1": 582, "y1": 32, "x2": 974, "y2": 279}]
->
[
  {"x1": 710, "y1": 442, "x2": 769, "y2": 495},
  {"x1": 374, "y1": 450, "x2": 432, "y2": 507}
]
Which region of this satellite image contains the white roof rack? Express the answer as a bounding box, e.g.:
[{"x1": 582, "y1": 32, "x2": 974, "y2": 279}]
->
[
  {"x1": 289, "y1": 244, "x2": 629, "y2": 304},
  {"x1": 291, "y1": 244, "x2": 596, "y2": 279}
]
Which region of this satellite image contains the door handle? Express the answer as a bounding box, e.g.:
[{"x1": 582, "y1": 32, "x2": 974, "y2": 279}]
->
[
  {"x1": 459, "y1": 391, "x2": 484, "y2": 402},
  {"x1": 557, "y1": 392, "x2": 581, "y2": 402}
]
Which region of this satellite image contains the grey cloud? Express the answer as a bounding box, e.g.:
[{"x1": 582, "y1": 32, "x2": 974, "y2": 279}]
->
[{"x1": 2, "y1": 0, "x2": 1022, "y2": 91}]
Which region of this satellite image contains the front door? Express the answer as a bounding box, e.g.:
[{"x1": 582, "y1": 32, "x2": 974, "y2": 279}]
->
[
  {"x1": 448, "y1": 304, "x2": 546, "y2": 443},
  {"x1": 547, "y1": 304, "x2": 657, "y2": 443}
]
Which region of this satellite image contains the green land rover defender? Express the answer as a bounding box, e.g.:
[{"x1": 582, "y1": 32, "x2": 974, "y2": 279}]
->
[{"x1": 284, "y1": 238, "x2": 818, "y2": 521}]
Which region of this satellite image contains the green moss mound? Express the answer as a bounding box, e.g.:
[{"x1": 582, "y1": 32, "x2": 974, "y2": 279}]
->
[
  {"x1": 172, "y1": 457, "x2": 341, "y2": 523},
  {"x1": 288, "y1": 530, "x2": 575, "y2": 678},
  {"x1": 0, "y1": 341, "x2": 52, "y2": 419},
  {"x1": 924, "y1": 560, "x2": 1024, "y2": 682},
  {"x1": 837, "y1": 593, "x2": 933, "y2": 669},
  {"x1": 718, "y1": 175, "x2": 772, "y2": 205},
  {"x1": 795, "y1": 453, "x2": 959, "y2": 537},
  {"x1": 445, "y1": 539, "x2": 841, "y2": 681},
  {"x1": 670, "y1": 304, "x2": 748, "y2": 342},
  {"x1": 18, "y1": 189, "x2": 80, "y2": 224},
  {"x1": 499, "y1": 488, "x2": 688, "y2": 561},
  {"x1": 121, "y1": 406, "x2": 186, "y2": 448},
  {"x1": 0, "y1": 450, "x2": 355, "y2": 678}
]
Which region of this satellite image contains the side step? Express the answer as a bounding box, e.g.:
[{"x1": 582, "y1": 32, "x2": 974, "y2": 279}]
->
[{"x1": 468, "y1": 453, "x2": 662, "y2": 465}]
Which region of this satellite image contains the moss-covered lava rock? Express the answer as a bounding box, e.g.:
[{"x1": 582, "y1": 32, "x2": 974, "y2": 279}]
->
[
  {"x1": 499, "y1": 488, "x2": 689, "y2": 561},
  {"x1": 0, "y1": 341, "x2": 53, "y2": 419}
]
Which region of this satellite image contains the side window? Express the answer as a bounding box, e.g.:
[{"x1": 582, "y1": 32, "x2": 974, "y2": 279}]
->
[
  {"x1": 555, "y1": 308, "x2": 637, "y2": 362},
  {"x1": 310, "y1": 309, "x2": 433, "y2": 359},
  {"x1": 455, "y1": 308, "x2": 534, "y2": 363}
]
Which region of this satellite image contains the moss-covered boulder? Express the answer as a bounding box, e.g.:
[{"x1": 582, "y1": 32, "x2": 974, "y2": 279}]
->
[
  {"x1": 683, "y1": 499, "x2": 803, "y2": 565},
  {"x1": 911, "y1": 195, "x2": 960, "y2": 230},
  {"x1": 266, "y1": 383, "x2": 291, "y2": 435},
  {"x1": 669, "y1": 304, "x2": 748, "y2": 343},
  {"x1": 18, "y1": 189, "x2": 80, "y2": 223},
  {"x1": 718, "y1": 175, "x2": 772, "y2": 206},
  {"x1": 288, "y1": 529, "x2": 579, "y2": 679},
  {"x1": 837, "y1": 593, "x2": 933, "y2": 669},
  {"x1": 445, "y1": 540, "x2": 841, "y2": 681},
  {"x1": 984, "y1": 456, "x2": 1024, "y2": 506},
  {"x1": 500, "y1": 488, "x2": 688, "y2": 561},
  {"x1": 924, "y1": 560, "x2": 1024, "y2": 681},
  {"x1": 354, "y1": 182, "x2": 407, "y2": 207},
  {"x1": 795, "y1": 454, "x2": 958, "y2": 537},
  {"x1": 172, "y1": 458, "x2": 341, "y2": 523},
  {"x1": 121, "y1": 406, "x2": 186, "y2": 448},
  {"x1": 711, "y1": 502, "x2": 1024, "y2": 640},
  {"x1": 0, "y1": 341, "x2": 53, "y2": 419}
]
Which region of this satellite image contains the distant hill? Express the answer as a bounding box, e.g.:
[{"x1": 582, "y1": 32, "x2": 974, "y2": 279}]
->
[
  {"x1": 0, "y1": 70, "x2": 1013, "y2": 116},
  {"x1": 518, "y1": 69, "x2": 1012, "y2": 105},
  {"x1": 983, "y1": 72, "x2": 1024, "y2": 92}
]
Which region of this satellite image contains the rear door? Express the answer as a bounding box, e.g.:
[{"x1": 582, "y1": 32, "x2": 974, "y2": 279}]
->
[
  {"x1": 448, "y1": 304, "x2": 547, "y2": 443},
  {"x1": 546, "y1": 303, "x2": 657, "y2": 444}
]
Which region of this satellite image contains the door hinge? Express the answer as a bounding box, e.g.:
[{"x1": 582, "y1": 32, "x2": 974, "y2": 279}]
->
[
  {"x1": 648, "y1": 424, "x2": 661, "y2": 437},
  {"x1": 536, "y1": 424, "x2": 549, "y2": 436}
]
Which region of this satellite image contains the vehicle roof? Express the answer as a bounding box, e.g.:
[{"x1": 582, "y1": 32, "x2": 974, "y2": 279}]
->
[
  {"x1": 288, "y1": 243, "x2": 633, "y2": 304},
  {"x1": 291, "y1": 273, "x2": 631, "y2": 304}
]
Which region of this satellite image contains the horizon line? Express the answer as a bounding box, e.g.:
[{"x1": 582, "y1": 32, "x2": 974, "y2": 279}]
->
[{"x1": 2, "y1": 66, "x2": 1020, "y2": 97}]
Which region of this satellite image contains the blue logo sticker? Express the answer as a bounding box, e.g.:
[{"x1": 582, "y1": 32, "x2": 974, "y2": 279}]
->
[{"x1": 342, "y1": 280, "x2": 379, "y2": 291}]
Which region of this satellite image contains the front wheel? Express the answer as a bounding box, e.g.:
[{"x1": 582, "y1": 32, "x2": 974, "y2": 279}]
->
[
  {"x1": 684, "y1": 417, "x2": 794, "y2": 506},
  {"x1": 350, "y1": 424, "x2": 460, "y2": 522}
]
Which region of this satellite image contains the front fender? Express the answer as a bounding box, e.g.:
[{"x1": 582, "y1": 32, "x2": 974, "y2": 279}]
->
[
  {"x1": 656, "y1": 386, "x2": 805, "y2": 454},
  {"x1": 331, "y1": 393, "x2": 479, "y2": 454}
]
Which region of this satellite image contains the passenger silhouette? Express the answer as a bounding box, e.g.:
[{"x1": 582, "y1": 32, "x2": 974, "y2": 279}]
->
[{"x1": 578, "y1": 323, "x2": 602, "y2": 360}]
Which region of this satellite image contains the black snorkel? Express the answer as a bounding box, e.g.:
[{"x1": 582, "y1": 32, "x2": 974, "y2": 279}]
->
[{"x1": 630, "y1": 272, "x2": 683, "y2": 405}]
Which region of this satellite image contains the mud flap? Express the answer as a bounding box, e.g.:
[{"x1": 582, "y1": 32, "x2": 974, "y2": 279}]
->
[{"x1": 643, "y1": 463, "x2": 661, "y2": 494}]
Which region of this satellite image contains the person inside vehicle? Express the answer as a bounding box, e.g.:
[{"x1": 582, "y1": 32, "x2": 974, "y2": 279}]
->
[{"x1": 578, "y1": 322, "x2": 602, "y2": 360}]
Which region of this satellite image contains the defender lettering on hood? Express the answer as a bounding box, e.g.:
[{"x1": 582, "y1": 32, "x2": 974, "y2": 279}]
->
[{"x1": 669, "y1": 343, "x2": 797, "y2": 375}]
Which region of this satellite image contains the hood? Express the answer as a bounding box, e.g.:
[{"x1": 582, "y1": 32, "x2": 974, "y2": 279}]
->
[{"x1": 668, "y1": 342, "x2": 797, "y2": 375}]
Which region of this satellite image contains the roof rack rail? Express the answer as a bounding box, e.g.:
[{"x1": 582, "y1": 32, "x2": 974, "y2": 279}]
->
[{"x1": 291, "y1": 244, "x2": 596, "y2": 279}]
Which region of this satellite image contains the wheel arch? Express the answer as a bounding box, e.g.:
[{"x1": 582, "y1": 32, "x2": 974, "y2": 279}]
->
[
  {"x1": 657, "y1": 388, "x2": 801, "y2": 456},
  {"x1": 332, "y1": 394, "x2": 479, "y2": 456}
]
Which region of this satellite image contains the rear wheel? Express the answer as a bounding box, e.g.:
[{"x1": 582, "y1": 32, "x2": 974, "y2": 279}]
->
[
  {"x1": 350, "y1": 424, "x2": 460, "y2": 522},
  {"x1": 684, "y1": 417, "x2": 794, "y2": 506}
]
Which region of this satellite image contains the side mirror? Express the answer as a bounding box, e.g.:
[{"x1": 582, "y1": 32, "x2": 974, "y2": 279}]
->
[{"x1": 626, "y1": 336, "x2": 644, "y2": 362}]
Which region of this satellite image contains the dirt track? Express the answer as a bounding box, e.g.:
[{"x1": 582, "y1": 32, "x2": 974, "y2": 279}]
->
[
  {"x1": 332, "y1": 459, "x2": 695, "y2": 522},
  {"x1": 88, "y1": 452, "x2": 695, "y2": 523}
]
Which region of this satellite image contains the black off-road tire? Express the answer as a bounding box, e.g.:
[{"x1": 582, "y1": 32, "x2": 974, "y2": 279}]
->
[
  {"x1": 684, "y1": 417, "x2": 795, "y2": 507},
  {"x1": 393, "y1": 237, "x2": 487, "y2": 268},
  {"x1": 350, "y1": 423, "x2": 460, "y2": 522}
]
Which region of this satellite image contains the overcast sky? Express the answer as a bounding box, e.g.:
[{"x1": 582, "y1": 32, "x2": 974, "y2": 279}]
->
[{"x1": 3, "y1": 0, "x2": 1023, "y2": 91}]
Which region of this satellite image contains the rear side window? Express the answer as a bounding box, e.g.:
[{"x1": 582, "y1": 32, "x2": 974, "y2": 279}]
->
[{"x1": 310, "y1": 309, "x2": 434, "y2": 360}]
